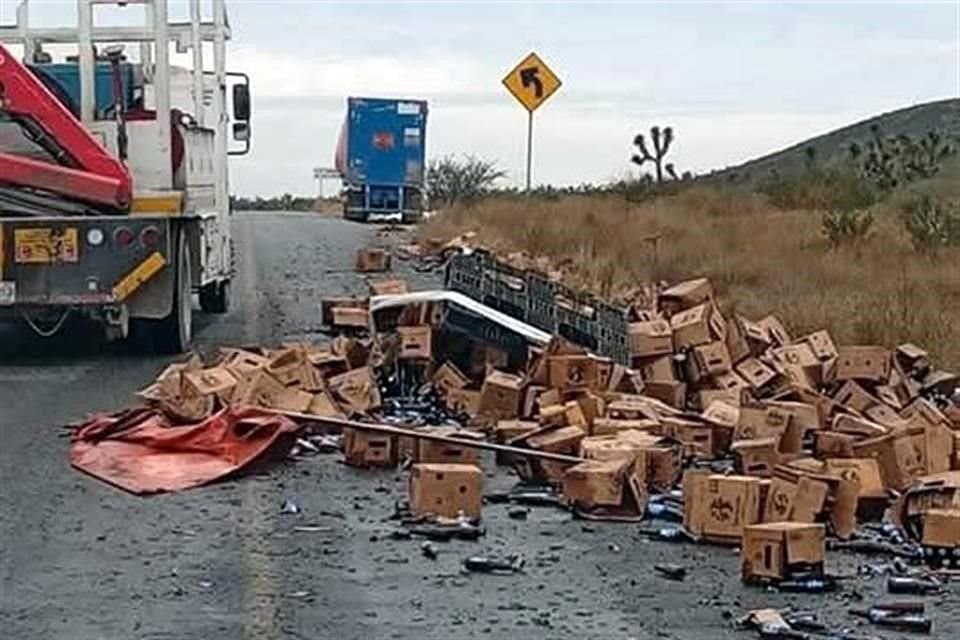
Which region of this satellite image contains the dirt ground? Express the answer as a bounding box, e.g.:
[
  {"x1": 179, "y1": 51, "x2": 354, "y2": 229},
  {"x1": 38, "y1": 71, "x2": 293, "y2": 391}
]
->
[{"x1": 1, "y1": 213, "x2": 957, "y2": 640}]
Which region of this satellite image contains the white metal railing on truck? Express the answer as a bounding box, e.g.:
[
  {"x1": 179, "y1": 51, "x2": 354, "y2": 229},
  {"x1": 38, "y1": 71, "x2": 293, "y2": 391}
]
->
[{"x1": 0, "y1": 0, "x2": 232, "y2": 211}]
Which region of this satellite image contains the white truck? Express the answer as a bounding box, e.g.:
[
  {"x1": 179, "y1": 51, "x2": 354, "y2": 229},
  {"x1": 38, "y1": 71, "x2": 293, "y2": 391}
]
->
[{"x1": 0, "y1": 0, "x2": 250, "y2": 352}]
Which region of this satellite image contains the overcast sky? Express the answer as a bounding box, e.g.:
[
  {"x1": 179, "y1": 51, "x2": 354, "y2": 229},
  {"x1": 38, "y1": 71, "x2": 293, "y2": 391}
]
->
[{"x1": 3, "y1": 1, "x2": 958, "y2": 195}]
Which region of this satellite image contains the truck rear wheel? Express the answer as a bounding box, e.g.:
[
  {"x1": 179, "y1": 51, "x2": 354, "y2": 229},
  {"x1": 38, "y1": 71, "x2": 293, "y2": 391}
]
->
[
  {"x1": 199, "y1": 279, "x2": 230, "y2": 314},
  {"x1": 149, "y1": 233, "x2": 192, "y2": 353}
]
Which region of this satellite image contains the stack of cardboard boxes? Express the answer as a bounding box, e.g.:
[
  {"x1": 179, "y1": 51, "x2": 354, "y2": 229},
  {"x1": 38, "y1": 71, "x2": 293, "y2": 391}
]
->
[{"x1": 136, "y1": 257, "x2": 959, "y2": 570}]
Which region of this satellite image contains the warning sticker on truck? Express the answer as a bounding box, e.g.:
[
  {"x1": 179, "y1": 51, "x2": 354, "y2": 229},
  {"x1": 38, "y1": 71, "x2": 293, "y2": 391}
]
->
[{"x1": 14, "y1": 228, "x2": 79, "y2": 264}]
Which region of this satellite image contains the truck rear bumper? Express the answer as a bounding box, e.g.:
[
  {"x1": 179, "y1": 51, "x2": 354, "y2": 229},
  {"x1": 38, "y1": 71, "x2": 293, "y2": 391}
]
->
[
  {"x1": 344, "y1": 183, "x2": 424, "y2": 221},
  {"x1": 0, "y1": 217, "x2": 172, "y2": 314}
]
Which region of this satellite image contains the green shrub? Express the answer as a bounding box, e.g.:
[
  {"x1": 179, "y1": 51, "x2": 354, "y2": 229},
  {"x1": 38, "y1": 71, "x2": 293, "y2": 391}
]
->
[
  {"x1": 760, "y1": 167, "x2": 875, "y2": 212},
  {"x1": 821, "y1": 208, "x2": 874, "y2": 249},
  {"x1": 899, "y1": 194, "x2": 960, "y2": 252},
  {"x1": 427, "y1": 155, "x2": 507, "y2": 207}
]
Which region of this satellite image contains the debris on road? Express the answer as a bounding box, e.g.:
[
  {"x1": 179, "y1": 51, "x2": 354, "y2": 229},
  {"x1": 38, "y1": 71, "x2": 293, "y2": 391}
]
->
[
  {"x1": 69, "y1": 407, "x2": 298, "y2": 494},
  {"x1": 849, "y1": 602, "x2": 933, "y2": 634},
  {"x1": 355, "y1": 246, "x2": 392, "y2": 273},
  {"x1": 68, "y1": 242, "x2": 960, "y2": 630},
  {"x1": 462, "y1": 554, "x2": 525, "y2": 575},
  {"x1": 653, "y1": 563, "x2": 687, "y2": 581}
]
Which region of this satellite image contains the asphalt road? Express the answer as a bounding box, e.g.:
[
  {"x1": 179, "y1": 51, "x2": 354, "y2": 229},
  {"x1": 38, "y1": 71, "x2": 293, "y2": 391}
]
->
[{"x1": 1, "y1": 213, "x2": 957, "y2": 640}]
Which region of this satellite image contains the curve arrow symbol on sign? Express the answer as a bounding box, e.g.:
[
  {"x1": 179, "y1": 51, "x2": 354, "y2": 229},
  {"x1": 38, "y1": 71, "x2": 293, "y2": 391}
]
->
[{"x1": 520, "y1": 67, "x2": 543, "y2": 98}]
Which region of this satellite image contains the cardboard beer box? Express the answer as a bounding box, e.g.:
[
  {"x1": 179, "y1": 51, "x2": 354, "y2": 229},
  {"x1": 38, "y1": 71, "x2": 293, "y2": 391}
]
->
[
  {"x1": 328, "y1": 367, "x2": 382, "y2": 413},
  {"x1": 537, "y1": 403, "x2": 569, "y2": 428},
  {"x1": 832, "y1": 380, "x2": 880, "y2": 413},
  {"x1": 921, "y1": 509, "x2": 960, "y2": 549},
  {"x1": 267, "y1": 347, "x2": 321, "y2": 391},
  {"x1": 478, "y1": 370, "x2": 525, "y2": 421},
  {"x1": 414, "y1": 427, "x2": 480, "y2": 465},
  {"x1": 661, "y1": 416, "x2": 714, "y2": 459},
  {"x1": 409, "y1": 463, "x2": 482, "y2": 519},
  {"x1": 320, "y1": 296, "x2": 367, "y2": 326},
  {"x1": 864, "y1": 403, "x2": 909, "y2": 430},
  {"x1": 368, "y1": 279, "x2": 408, "y2": 296},
  {"x1": 574, "y1": 392, "x2": 606, "y2": 430},
  {"x1": 306, "y1": 391, "x2": 344, "y2": 418},
  {"x1": 682, "y1": 471, "x2": 763, "y2": 544},
  {"x1": 563, "y1": 457, "x2": 637, "y2": 508},
  {"x1": 494, "y1": 420, "x2": 539, "y2": 443},
  {"x1": 431, "y1": 362, "x2": 470, "y2": 398},
  {"x1": 234, "y1": 370, "x2": 313, "y2": 413},
  {"x1": 546, "y1": 355, "x2": 601, "y2": 392},
  {"x1": 527, "y1": 425, "x2": 586, "y2": 454},
  {"x1": 735, "y1": 405, "x2": 798, "y2": 453},
  {"x1": 852, "y1": 432, "x2": 922, "y2": 491},
  {"x1": 220, "y1": 348, "x2": 270, "y2": 379},
  {"x1": 658, "y1": 277, "x2": 714, "y2": 314},
  {"x1": 765, "y1": 401, "x2": 821, "y2": 436},
  {"x1": 831, "y1": 414, "x2": 887, "y2": 439},
  {"x1": 592, "y1": 417, "x2": 661, "y2": 437},
  {"x1": 635, "y1": 354, "x2": 677, "y2": 382},
  {"x1": 397, "y1": 325, "x2": 432, "y2": 360},
  {"x1": 742, "y1": 522, "x2": 825, "y2": 583},
  {"x1": 182, "y1": 366, "x2": 238, "y2": 399},
  {"x1": 670, "y1": 303, "x2": 725, "y2": 350},
  {"x1": 736, "y1": 358, "x2": 779, "y2": 392},
  {"x1": 835, "y1": 346, "x2": 891, "y2": 383},
  {"x1": 732, "y1": 437, "x2": 780, "y2": 478},
  {"x1": 332, "y1": 306, "x2": 370, "y2": 329},
  {"x1": 354, "y1": 247, "x2": 391, "y2": 273},
  {"x1": 687, "y1": 341, "x2": 733, "y2": 383},
  {"x1": 697, "y1": 387, "x2": 744, "y2": 411},
  {"x1": 446, "y1": 387, "x2": 481, "y2": 418},
  {"x1": 725, "y1": 316, "x2": 753, "y2": 365},
  {"x1": 814, "y1": 431, "x2": 858, "y2": 459},
  {"x1": 799, "y1": 330, "x2": 839, "y2": 362},
  {"x1": 607, "y1": 399, "x2": 660, "y2": 422},
  {"x1": 771, "y1": 343, "x2": 822, "y2": 386},
  {"x1": 580, "y1": 434, "x2": 653, "y2": 463},
  {"x1": 757, "y1": 315, "x2": 791, "y2": 348},
  {"x1": 824, "y1": 458, "x2": 886, "y2": 500},
  {"x1": 642, "y1": 380, "x2": 687, "y2": 410},
  {"x1": 739, "y1": 317, "x2": 772, "y2": 356},
  {"x1": 342, "y1": 427, "x2": 395, "y2": 468},
  {"x1": 628, "y1": 319, "x2": 673, "y2": 358}
]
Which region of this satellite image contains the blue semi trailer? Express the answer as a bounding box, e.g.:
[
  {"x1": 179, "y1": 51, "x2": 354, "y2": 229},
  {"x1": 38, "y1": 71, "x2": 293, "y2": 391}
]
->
[{"x1": 334, "y1": 97, "x2": 428, "y2": 223}]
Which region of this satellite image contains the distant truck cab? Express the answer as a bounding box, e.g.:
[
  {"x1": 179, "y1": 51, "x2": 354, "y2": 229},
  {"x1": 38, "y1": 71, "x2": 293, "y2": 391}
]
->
[{"x1": 335, "y1": 97, "x2": 427, "y2": 224}]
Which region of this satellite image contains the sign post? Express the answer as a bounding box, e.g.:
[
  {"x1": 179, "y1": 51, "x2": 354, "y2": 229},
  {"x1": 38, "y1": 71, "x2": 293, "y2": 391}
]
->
[{"x1": 502, "y1": 52, "x2": 562, "y2": 193}]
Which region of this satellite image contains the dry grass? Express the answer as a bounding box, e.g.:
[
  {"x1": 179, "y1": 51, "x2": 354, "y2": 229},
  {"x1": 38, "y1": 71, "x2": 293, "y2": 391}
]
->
[{"x1": 420, "y1": 186, "x2": 960, "y2": 371}]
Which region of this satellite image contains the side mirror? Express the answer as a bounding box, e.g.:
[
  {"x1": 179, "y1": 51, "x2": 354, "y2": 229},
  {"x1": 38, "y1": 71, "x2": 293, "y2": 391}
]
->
[
  {"x1": 233, "y1": 122, "x2": 250, "y2": 141},
  {"x1": 232, "y1": 83, "x2": 250, "y2": 121}
]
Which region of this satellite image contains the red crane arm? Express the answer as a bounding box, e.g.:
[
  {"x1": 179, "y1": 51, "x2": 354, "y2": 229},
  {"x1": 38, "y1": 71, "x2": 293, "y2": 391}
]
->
[{"x1": 0, "y1": 43, "x2": 132, "y2": 211}]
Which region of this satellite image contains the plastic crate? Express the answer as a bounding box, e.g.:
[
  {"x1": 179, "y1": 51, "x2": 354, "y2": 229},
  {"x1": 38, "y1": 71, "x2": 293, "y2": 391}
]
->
[
  {"x1": 445, "y1": 250, "x2": 633, "y2": 364},
  {"x1": 446, "y1": 251, "x2": 485, "y2": 300},
  {"x1": 482, "y1": 257, "x2": 529, "y2": 323},
  {"x1": 526, "y1": 270, "x2": 557, "y2": 333}
]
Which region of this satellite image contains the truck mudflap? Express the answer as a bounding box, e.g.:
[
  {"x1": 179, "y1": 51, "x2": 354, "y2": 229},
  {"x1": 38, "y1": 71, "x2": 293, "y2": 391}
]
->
[{"x1": 0, "y1": 217, "x2": 174, "y2": 317}]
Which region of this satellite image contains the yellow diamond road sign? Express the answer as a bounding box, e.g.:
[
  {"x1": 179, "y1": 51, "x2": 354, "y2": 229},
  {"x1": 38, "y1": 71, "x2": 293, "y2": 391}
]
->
[{"x1": 502, "y1": 52, "x2": 562, "y2": 112}]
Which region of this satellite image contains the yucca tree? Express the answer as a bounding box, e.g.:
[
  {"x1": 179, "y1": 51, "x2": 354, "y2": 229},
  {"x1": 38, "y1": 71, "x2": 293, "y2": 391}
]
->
[{"x1": 631, "y1": 126, "x2": 675, "y2": 183}]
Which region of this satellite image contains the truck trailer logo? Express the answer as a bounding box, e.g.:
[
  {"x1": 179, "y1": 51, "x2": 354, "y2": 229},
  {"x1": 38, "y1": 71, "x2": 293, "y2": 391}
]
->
[{"x1": 372, "y1": 132, "x2": 395, "y2": 150}]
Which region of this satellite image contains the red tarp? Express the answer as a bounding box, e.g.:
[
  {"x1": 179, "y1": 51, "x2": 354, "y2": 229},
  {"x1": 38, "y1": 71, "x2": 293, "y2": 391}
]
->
[{"x1": 70, "y1": 406, "x2": 299, "y2": 494}]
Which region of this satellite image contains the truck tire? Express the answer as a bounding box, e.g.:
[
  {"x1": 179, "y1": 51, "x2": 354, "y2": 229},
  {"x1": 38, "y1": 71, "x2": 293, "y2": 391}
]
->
[
  {"x1": 150, "y1": 232, "x2": 192, "y2": 353},
  {"x1": 199, "y1": 280, "x2": 230, "y2": 314}
]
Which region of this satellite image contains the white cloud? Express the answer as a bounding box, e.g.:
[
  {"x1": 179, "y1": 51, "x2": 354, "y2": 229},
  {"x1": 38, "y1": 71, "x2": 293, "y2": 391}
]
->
[{"x1": 230, "y1": 45, "x2": 493, "y2": 98}]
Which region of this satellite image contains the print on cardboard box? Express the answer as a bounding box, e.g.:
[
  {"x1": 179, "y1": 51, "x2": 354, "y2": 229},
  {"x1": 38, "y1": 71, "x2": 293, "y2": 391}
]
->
[{"x1": 547, "y1": 355, "x2": 599, "y2": 391}]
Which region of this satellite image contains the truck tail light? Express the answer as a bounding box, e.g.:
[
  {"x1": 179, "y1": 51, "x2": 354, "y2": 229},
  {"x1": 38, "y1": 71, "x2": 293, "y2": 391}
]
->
[
  {"x1": 140, "y1": 226, "x2": 160, "y2": 248},
  {"x1": 114, "y1": 226, "x2": 134, "y2": 248}
]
